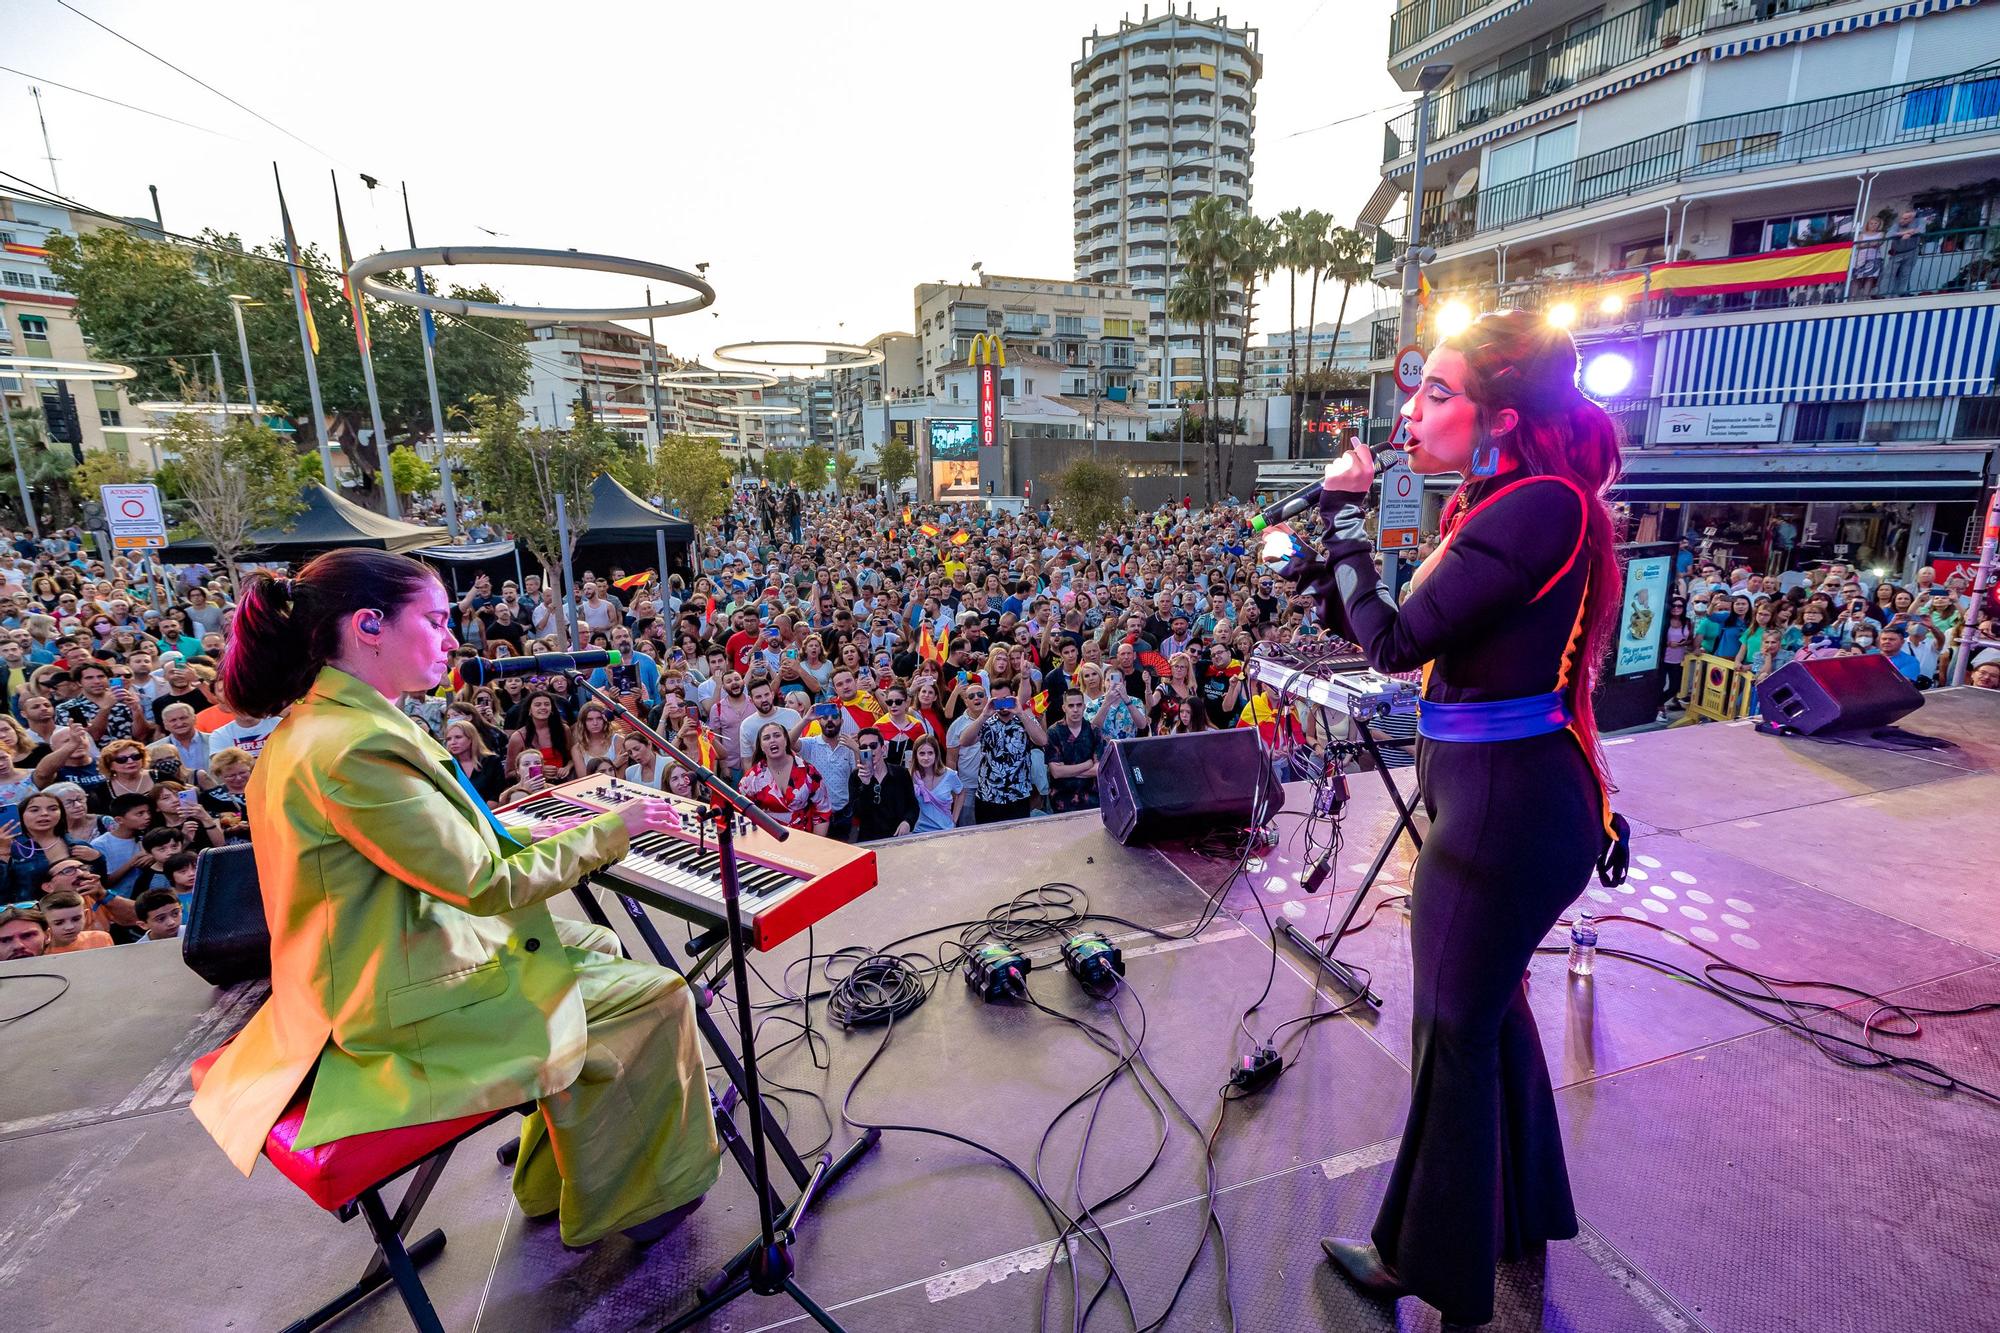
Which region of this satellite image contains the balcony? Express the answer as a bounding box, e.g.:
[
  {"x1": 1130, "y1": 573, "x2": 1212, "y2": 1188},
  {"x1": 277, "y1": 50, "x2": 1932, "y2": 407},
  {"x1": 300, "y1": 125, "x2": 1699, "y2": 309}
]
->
[
  {"x1": 1370, "y1": 318, "x2": 1403, "y2": 362},
  {"x1": 1389, "y1": 0, "x2": 1511, "y2": 59},
  {"x1": 1384, "y1": 0, "x2": 1855, "y2": 161},
  {"x1": 1129, "y1": 76, "x2": 1169, "y2": 97},
  {"x1": 1420, "y1": 68, "x2": 2000, "y2": 249}
]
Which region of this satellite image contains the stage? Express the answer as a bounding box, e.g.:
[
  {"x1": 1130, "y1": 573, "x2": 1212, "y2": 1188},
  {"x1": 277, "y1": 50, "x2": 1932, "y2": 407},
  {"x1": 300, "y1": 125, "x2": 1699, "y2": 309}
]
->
[{"x1": 4, "y1": 690, "x2": 1999, "y2": 1332}]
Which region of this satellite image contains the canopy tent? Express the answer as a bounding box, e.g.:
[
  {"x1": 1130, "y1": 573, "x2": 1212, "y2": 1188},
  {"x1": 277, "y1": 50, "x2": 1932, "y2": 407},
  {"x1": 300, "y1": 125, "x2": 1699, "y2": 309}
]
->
[
  {"x1": 412, "y1": 539, "x2": 528, "y2": 595},
  {"x1": 159, "y1": 484, "x2": 447, "y2": 563},
  {"x1": 569, "y1": 473, "x2": 696, "y2": 584}
]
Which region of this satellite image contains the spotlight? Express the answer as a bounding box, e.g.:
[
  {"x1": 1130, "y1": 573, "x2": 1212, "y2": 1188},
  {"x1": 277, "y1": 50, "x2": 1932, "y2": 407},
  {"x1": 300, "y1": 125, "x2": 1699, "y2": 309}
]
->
[
  {"x1": 1581, "y1": 352, "x2": 1634, "y2": 398},
  {"x1": 1436, "y1": 300, "x2": 1475, "y2": 339},
  {"x1": 1546, "y1": 302, "x2": 1578, "y2": 329},
  {"x1": 1598, "y1": 293, "x2": 1625, "y2": 316}
]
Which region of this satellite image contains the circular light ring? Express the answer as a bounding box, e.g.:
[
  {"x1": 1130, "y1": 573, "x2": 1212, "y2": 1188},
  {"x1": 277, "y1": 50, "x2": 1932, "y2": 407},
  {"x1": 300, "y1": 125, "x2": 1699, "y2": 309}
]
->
[
  {"x1": 347, "y1": 246, "x2": 715, "y2": 323},
  {"x1": 713, "y1": 340, "x2": 885, "y2": 370},
  {"x1": 719, "y1": 404, "x2": 802, "y2": 417},
  {"x1": 133, "y1": 400, "x2": 261, "y2": 416},
  {"x1": 685, "y1": 428, "x2": 741, "y2": 439},
  {"x1": 97, "y1": 424, "x2": 166, "y2": 436},
  {"x1": 0, "y1": 355, "x2": 135, "y2": 382},
  {"x1": 656, "y1": 369, "x2": 778, "y2": 390}
]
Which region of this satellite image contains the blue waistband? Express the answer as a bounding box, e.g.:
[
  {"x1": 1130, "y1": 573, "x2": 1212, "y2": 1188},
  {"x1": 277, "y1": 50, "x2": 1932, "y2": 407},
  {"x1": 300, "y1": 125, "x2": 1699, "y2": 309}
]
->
[{"x1": 1417, "y1": 692, "x2": 1572, "y2": 742}]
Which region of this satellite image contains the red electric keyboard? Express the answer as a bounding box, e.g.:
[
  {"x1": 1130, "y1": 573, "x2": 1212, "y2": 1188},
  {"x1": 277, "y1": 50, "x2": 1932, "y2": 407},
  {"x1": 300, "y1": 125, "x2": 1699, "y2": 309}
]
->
[{"x1": 495, "y1": 776, "x2": 877, "y2": 951}]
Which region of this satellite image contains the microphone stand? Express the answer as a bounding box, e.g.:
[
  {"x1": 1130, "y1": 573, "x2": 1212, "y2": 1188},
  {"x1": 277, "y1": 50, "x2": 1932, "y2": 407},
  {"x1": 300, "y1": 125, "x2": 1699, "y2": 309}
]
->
[{"x1": 567, "y1": 674, "x2": 859, "y2": 1332}]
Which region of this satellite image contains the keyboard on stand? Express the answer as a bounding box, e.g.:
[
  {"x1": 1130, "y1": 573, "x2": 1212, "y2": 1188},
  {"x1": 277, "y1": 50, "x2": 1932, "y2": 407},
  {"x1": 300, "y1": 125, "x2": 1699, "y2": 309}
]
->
[
  {"x1": 1246, "y1": 651, "x2": 1420, "y2": 721},
  {"x1": 495, "y1": 776, "x2": 877, "y2": 951}
]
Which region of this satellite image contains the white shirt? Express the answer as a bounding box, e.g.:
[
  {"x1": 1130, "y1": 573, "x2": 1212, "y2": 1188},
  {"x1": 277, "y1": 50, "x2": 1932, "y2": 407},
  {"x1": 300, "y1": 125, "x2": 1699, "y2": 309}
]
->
[{"x1": 209, "y1": 714, "x2": 280, "y2": 759}]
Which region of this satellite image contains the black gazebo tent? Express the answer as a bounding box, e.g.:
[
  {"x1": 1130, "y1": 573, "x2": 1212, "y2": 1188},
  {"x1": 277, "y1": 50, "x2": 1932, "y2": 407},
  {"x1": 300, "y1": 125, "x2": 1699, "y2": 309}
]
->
[
  {"x1": 570, "y1": 473, "x2": 696, "y2": 583},
  {"x1": 159, "y1": 484, "x2": 448, "y2": 564}
]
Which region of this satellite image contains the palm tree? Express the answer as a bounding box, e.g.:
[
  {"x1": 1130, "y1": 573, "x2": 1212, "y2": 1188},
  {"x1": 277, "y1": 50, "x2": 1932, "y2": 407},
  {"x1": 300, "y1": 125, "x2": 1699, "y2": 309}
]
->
[
  {"x1": 1167, "y1": 264, "x2": 1223, "y2": 414},
  {"x1": 1300, "y1": 210, "x2": 1336, "y2": 396},
  {"x1": 1226, "y1": 212, "x2": 1276, "y2": 449},
  {"x1": 1174, "y1": 196, "x2": 1237, "y2": 414},
  {"x1": 1319, "y1": 224, "x2": 1376, "y2": 377},
  {"x1": 1276, "y1": 208, "x2": 1311, "y2": 424}
]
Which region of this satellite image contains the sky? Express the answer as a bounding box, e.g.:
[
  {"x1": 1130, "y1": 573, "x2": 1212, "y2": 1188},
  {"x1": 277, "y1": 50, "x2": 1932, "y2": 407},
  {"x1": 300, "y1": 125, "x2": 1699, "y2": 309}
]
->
[{"x1": 2, "y1": 0, "x2": 1406, "y2": 367}]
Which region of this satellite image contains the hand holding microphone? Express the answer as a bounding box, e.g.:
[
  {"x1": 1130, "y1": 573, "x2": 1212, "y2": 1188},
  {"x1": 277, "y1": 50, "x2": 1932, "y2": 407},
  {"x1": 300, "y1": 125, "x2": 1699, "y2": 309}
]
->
[{"x1": 1322, "y1": 436, "x2": 1377, "y2": 496}]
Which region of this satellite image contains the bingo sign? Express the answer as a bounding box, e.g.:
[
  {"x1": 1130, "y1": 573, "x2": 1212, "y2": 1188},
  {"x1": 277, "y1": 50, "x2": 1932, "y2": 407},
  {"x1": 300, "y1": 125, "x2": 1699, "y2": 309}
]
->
[
  {"x1": 101, "y1": 483, "x2": 167, "y2": 550},
  {"x1": 1377, "y1": 461, "x2": 1421, "y2": 550}
]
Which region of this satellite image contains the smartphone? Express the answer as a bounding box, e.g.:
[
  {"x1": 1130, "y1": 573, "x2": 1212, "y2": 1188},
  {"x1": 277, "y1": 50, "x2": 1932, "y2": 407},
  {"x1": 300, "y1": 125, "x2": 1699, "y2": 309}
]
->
[
  {"x1": 814, "y1": 703, "x2": 839, "y2": 721},
  {"x1": 993, "y1": 697, "x2": 1017, "y2": 711},
  {"x1": 178, "y1": 789, "x2": 199, "y2": 809},
  {"x1": 784, "y1": 648, "x2": 798, "y2": 661},
  {"x1": 109, "y1": 678, "x2": 124, "y2": 689}
]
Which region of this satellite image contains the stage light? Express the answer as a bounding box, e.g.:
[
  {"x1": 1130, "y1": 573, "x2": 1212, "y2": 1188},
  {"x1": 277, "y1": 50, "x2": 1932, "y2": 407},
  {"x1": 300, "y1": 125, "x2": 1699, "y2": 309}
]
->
[
  {"x1": 1581, "y1": 351, "x2": 1634, "y2": 398},
  {"x1": 1598, "y1": 293, "x2": 1625, "y2": 316},
  {"x1": 1546, "y1": 302, "x2": 1578, "y2": 329},
  {"x1": 1436, "y1": 300, "x2": 1475, "y2": 339}
]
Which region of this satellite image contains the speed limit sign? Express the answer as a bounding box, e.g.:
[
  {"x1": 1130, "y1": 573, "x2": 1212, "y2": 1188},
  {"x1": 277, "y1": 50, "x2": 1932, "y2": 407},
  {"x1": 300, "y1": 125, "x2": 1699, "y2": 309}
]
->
[{"x1": 1394, "y1": 345, "x2": 1426, "y2": 394}]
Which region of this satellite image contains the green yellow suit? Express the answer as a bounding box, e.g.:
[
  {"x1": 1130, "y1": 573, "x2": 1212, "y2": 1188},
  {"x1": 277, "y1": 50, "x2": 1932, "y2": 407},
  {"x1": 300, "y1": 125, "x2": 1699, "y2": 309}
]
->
[{"x1": 191, "y1": 666, "x2": 719, "y2": 1244}]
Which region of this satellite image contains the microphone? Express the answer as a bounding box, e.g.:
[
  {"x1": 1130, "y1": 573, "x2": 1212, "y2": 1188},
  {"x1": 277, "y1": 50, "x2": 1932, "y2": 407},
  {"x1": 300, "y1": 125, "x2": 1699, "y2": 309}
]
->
[
  {"x1": 456, "y1": 650, "x2": 623, "y2": 686},
  {"x1": 1250, "y1": 440, "x2": 1403, "y2": 533}
]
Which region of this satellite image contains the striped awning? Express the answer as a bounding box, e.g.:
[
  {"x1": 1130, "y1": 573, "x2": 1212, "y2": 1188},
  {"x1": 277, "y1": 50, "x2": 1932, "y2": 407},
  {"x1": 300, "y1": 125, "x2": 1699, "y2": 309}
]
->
[
  {"x1": 1709, "y1": 0, "x2": 1984, "y2": 60},
  {"x1": 1422, "y1": 51, "x2": 1701, "y2": 166},
  {"x1": 1358, "y1": 177, "x2": 1403, "y2": 229},
  {"x1": 1656, "y1": 304, "x2": 2000, "y2": 406}
]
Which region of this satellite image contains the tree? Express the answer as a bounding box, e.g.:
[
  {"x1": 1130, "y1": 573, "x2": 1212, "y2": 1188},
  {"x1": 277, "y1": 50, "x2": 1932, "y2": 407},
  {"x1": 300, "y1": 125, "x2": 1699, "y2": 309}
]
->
[
  {"x1": 831, "y1": 448, "x2": 859, "y2": 495},
  {"x1": 765, "y1": 450, "x2": 797, "y2": 489},
  {"x1": 1173, "y1": 196, "x2": 1238, "y2": 414},
  {"x1": 71, "y1": 451, "x2": 150, "y2": 531},
  {"x1": 45, "y1": 228, "x2": 530, "y2": 459},
  {"x1": 1226, "y1": 212, "x2": 1277, "y2": 449},
  {"x1": 1318, "y1": 225, "x2": 1375, "y2": 376},
  {"x1": 653, "y1": 433, "x2": 733, "y2": 529},
  {"x1": 797, "y1": 443, "x2": 831, "y2": 491},
  {"x1": 1276, "y1": 206, "x2": 1313, "y2": 448},
  {"x1": 877, "y1": 433, "x2": 916, "y2": 496},
  {"x1": 0, "y1": 407, "x2": 73, "y2": 530},
  {"x1": 155, "y1": 415, "x2": 306, "y2": 591},
  {"x1": 457, "y1": 394, "x2": 620, "y2": 641},
  {"x1": 1052, "y1": 458, "x2": 1124, "y2": 534},
  {"x1": 388, "y1": 445, "x2": 440, "y2": 502},
  {"x1": 1300, "y1": 209, "x2": 1336, "y2": 395}
]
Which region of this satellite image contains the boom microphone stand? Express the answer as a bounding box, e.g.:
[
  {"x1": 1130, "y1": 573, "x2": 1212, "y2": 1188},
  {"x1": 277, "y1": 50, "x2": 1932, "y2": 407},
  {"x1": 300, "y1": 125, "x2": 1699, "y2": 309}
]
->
[{"x1": 567, "y1": 674, "x2": 864, "y2": 1332}]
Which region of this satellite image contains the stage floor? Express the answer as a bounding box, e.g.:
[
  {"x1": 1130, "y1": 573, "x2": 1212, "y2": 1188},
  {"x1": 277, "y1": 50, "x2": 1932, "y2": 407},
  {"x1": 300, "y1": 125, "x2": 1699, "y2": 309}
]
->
[{"x1": 4, "y1": 691, "x2": 1999, "y2": 1332}]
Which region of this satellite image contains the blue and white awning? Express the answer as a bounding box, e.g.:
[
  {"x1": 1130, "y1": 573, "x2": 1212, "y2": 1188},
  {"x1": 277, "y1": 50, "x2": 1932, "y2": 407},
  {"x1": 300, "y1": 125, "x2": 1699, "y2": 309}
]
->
[
  {"x1": 1397, "y1": 0, "x2": 1535, "y2": 71},
  {"x1": 1657, "y1": 305, "x2": 2000, "y2": 406},
  {"x1": 1708, "y1": 0, "x2": 1983, "y2": 59},
  {"x1": 1422, "y1": 51, "x2": 1700, "y2": 166}
]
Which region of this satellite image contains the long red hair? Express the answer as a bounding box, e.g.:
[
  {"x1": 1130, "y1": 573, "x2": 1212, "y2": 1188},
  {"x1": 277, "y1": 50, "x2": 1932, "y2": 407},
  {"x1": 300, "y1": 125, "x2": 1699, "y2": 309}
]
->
[{"x1": 1442, "y1": 311, "x2": 1623, "y2": 781}]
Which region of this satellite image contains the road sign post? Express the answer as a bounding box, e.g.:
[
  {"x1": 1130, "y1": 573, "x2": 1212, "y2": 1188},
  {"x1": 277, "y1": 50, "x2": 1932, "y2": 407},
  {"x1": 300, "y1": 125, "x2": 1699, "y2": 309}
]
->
[
  {"x1": 1378, "y1": 461, "x2": 1421, "y2": 552},
  {"x1": 101, "y1": 483, "x2": 168, "y2": 551}
]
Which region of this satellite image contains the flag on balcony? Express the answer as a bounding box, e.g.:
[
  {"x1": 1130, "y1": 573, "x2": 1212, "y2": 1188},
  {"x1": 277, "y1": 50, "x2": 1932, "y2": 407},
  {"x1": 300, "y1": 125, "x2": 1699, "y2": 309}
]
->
[
  {"x1": 1417, "y1": 273, "x2": 1432, "y2": 308},
  {"x1": 1601, "y1": 242, "x2": 1855, "y2": 303}
]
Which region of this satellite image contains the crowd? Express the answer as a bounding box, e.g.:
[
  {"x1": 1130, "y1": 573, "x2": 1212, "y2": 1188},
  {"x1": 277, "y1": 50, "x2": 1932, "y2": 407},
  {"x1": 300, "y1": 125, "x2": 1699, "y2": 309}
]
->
[{"x1": 1, "y1": 484, "x2": 1996, "y2": 965}]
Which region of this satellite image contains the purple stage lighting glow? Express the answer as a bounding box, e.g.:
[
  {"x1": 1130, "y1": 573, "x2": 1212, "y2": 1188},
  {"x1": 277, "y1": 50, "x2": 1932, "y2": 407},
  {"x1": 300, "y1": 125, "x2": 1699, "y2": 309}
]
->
[{"x1": 1581, "y1": 352, "x2": 1634, "y2": 399}]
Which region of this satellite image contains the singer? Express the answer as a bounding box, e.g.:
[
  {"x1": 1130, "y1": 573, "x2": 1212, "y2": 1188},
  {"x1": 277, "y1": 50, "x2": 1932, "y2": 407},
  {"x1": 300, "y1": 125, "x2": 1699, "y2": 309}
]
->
[
  {"x1": 1290, "y1": 312, "x2": 1623, "y2": 1326},
  {"x1": 190, "y1": 550, "x2": 720, "y2": 1248}
]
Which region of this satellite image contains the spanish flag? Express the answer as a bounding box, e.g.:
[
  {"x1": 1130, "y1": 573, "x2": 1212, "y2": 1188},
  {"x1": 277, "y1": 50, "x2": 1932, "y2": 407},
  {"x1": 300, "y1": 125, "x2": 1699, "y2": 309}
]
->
[
  {"x1": 613, "y1": 571, "x2": 653, "y2": 591},
  {"x1": 1416, "y1": 272, "x2": 1432, "y2": 309},
  {"x1": 919, "y1": 523, "x2": 940, "y2": 538},
  {"x1": 274, "y1": 166, "x2": 319, "y2": 356},
  {"x1": 331, "y1": 173, "x2": 369, "y2": 355},
  {"x1": 1030, "y1": 690, "x2": 1050, "y2": 716},
  {"x1": 902, "y1": 507, "x2": 912, "y2": 524},
  {"x1": 951, "y1": 531, "x2": 971, "y2": 546}
]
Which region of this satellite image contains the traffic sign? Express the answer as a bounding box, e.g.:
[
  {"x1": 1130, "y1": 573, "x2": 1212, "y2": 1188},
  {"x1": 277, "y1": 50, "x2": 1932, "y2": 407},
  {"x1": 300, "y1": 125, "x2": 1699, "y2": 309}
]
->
[
  {"x1": 1388, "y1": 418, "x2": 1412, "y2": 449},
  {"x1": 1377, "y1": 461, "x2": 1421, "y2": 550},
  {"x1": 1393, "y1": 345, "x2": 1426, "y2": 394},
  {"x1": 101, "y1": 483, "x2": 168, "y2": 550}
]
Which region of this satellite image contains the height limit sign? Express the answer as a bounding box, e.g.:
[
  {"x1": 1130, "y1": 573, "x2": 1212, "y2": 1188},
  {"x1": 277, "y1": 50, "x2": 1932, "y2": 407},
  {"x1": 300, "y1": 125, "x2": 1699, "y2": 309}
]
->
[
  {"x1": 1377, "y1": 462, "x2": 1421, "y2": 551},
  {"x1": 101, "y1": 483, "x2": 168, "y2": 550}
]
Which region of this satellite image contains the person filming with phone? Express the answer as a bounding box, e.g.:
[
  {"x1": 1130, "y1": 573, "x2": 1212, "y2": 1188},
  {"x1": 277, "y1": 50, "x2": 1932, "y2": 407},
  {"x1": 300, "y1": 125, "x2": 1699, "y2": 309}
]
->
[{"x1": 189, "y1": 549, "x2": 719, "y2": 1251}]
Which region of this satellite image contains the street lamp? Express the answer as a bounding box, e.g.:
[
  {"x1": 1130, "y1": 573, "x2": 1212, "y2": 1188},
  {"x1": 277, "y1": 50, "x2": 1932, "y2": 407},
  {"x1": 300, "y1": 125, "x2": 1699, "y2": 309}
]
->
[{"x1": 227, "y1": 295, "x2": 261, "y2": 416}]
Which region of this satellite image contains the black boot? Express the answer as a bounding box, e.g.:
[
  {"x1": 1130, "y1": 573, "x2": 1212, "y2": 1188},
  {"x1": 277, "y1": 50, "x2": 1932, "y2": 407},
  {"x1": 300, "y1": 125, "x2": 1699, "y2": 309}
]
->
[{"x1": 1321, "y1": 1237, "x2": 1408, "y2": 1301}]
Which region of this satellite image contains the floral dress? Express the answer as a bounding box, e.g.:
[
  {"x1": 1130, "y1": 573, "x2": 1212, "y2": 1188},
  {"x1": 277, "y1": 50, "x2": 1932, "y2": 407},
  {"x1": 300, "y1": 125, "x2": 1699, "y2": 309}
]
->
[{"x1": 741, "y1": 758, "x2": 830, "y2": 830}]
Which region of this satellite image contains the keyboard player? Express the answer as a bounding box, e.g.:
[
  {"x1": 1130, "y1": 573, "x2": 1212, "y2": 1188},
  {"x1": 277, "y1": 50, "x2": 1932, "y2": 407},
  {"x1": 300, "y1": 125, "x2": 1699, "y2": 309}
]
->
[{"x1": 191, "y1": 549, "x2": 720, "y2": 1250}]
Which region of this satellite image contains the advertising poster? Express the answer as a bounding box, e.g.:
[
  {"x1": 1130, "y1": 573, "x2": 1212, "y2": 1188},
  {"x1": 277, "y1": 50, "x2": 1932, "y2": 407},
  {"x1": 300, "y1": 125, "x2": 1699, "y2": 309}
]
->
[{"x1": 1615, "y1": 553, "x2": 1673, "y2": 676}]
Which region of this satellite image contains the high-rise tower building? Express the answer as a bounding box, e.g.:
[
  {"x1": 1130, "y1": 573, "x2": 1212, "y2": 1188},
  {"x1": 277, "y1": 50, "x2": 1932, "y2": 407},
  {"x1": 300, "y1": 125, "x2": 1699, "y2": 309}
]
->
[{"x1": 1072, "y1": 6, "x2": 1260, "y2": 412}]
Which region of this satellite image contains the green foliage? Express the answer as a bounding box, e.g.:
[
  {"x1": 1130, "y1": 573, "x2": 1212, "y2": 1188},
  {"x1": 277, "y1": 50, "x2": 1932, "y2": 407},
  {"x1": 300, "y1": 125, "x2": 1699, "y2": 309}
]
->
[
  {"x1": 72, "y1": 450, "x2": 150, "y2": 500},
  {"x1": 653, "y1": 434, "x2": 734, "y2": 529},
  {"x1": 293, "y1": 450, "x2": 327, "y2": 492},
  {"x1": 155, "y1": 416, "x2": 306, "y2": 589},
  {"x1": 456, "y1": 395, "x2": 620, "y2": 614},
  {"x1": 831, "y1": 448, "x2": 859, "y2": 495},
  {"x1": 765, "y1": 451, "x2": 798, "y2": 488},
  {"x1": 876, "y1": 434, "x2": 915, "y2": 495},
  {"x1": 388, "y1": 445, "x2": 440, "y2": 501},
  {"x1": 0, "y1": 408, "x2": 74, "y2": 528},
  {"x1": 606, "y1": 442, "x2": 655, "y2": 498},
  {"x1": 46, "y1": 228, "x2": 529, "y2": 445},
  {"x1": 796, "y1": 443, "x2": 830, "y2": 489},
  {"x1": 1052, "y1": 458, "x2": 1125, "y2": 535}
]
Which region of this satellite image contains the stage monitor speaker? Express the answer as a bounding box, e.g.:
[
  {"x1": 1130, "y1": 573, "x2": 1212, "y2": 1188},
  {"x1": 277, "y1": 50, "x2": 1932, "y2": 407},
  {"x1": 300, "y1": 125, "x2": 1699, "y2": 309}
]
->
[
  {"x1": 182, "y1": 843, "x2": 271, "y2": 987},
  {"x1": 1759, "y1": 653, "x2": 1923, "y2": 735},
  {"x1": 1099, "y1": 729, "x2": 1282, "y2": 846}
]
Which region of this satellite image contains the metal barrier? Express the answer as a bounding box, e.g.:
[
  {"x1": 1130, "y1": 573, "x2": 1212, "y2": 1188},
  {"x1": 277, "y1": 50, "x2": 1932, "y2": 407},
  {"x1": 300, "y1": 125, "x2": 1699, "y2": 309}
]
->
[{"x1": 1680, "y1": 653, "x2": 1756, "y2": 724}]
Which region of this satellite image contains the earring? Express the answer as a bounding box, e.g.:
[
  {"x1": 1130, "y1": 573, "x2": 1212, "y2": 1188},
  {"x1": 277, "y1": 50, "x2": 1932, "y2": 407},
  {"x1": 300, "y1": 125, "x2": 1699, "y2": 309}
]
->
[{"x1": 1469, "y1": 442, "x2": 1503, "y2": 477}]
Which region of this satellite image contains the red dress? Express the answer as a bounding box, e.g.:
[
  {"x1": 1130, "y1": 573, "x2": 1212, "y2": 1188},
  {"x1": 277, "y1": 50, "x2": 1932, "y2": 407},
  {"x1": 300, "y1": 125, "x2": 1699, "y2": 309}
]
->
[{"x1": 740, "y1": 758, "x2": 829, "y2": 830}]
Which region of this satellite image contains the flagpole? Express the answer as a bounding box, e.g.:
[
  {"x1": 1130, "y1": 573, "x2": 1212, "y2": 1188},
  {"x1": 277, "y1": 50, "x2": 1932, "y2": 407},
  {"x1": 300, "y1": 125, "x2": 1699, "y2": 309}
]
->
[
  {"x1": 333, "y1": 173, "x2": 400, "y2": 518},
  {"x1": 274, "y1": 164, "x2": 334, "y2": 488},
  {"x1": 403, "y1": 183, "x2": 458, "y2": 540}
]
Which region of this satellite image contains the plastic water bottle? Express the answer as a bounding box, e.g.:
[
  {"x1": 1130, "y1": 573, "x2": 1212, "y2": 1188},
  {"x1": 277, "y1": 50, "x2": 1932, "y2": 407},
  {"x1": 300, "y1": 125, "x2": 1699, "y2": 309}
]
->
[{"x1": 1567, "y1": 910, "x2": 1598, "y2": 977}]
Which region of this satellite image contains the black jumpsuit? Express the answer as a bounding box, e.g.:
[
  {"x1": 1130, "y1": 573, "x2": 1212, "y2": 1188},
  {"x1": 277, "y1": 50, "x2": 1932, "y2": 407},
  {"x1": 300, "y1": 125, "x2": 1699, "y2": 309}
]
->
[{"x1": 1305, "y1": 473, "x2": 1604, "y2": 1325}]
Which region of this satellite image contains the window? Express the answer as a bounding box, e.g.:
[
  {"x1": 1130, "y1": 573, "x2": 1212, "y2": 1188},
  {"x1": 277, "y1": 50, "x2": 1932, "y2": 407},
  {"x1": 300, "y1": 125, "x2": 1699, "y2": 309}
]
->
[
  {"x1": 38, "y1": 275, "x2": 60, "y2": 291},
  {"x1": 1055, "y1": 315, "x2": 1083, "y2": 336},
  {"x1": 1864, "y1": 398, "x2": 1945, "y2": 443},
  {"x1": 1, "y1": 270, "x2": 33, "y2": 289},
  {"x1": 1617, "y1": 239, "x2": 1665, "y2": 270},
  {"x1": 18, "y1": 315, "x2": 48, "y2": 338},
  {"x1": 1729, "y1": 210, "x2": 1854, "y2": 256},
  {"x1": 99, "y1": 409, "x2": 121, "y2": 427},
  {"x1": 1954, "y1": 396, "x2": 2000, "y2": 438},
  {"x1": 1791, "y1": 400, "x2": 1864, "y2": 443}
]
